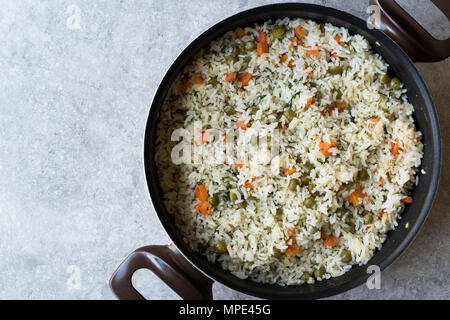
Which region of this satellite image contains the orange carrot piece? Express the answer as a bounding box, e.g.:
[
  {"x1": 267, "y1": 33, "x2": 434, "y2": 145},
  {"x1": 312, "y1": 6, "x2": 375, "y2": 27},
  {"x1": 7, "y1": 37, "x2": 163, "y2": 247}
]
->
[
  {"x1": 391, "y1": 138, "x2": 401, "y2": 156},
  {"x1": 319, "y1": 140, "x2": 336, "y2": 156},
  {"x1": 201, "y1": 131, "x2": 210, "y2": 144},
  {"x1": 194, "y1": 201, "x2": 212, "y2": 215},
  {"x1": 379, "y1": 177, "x2": 385, "y2": 186},
  {"x1": 323, "y1": 234, "x2": 337, "y2": 247},
  {"x1": 194, "y1": 76, "x2": 204, "y2": 85},
  {"x1": 287, "y1": 228, "x2": 296, "y2": 237},
  {"x1": 305, "y1": 97, "x2": 313, "y2": 108},
  {"x1": 195, "y1": 185, "x2": 209, "y2": 202},
  {"x1": 284, "y1": 166, "x2": 296, "y2": 176},
  {"x1": 289, "y1": 37, "x2": 298, "y2": 49},
  {"x1": 294, "y1": 25, "x2": 305, "y2": 40},
  {"x1": 305, "y1": 47, "x2": 319, "y2": 56},
  {"x1": 371, "y1": 117, "x2": 381, "y2": 123},
  {"x1": 225, "y1": 72, "x2": 235, "y2": 82},
  {"x1": 285, "y1": 229, "x2": 300, "y2": 257},
  {"x1": 350, "y1": 189, "x2": 367, "y2": 207},
  {"x1": 307, "y1": 71, "x2": 313, "y2": 78},
  {"x1": 244, "y1": 178, "x2": 256, "y2": 190},
  {"x1": 401, "y1": 196, "x2": 413, "y2": 204},
  {"x1": 256, "y1": 30, "x2": 269, "y2": 56},
  {"x1": 238, "y1": 73, "x2": 253, "y2": 87},
  {"x1": 280, "y1": 53, "x2": 288, "y2": 63},
  {"x1": 288, "y1": 59, "x2": 296, "y2": 68},
  {"x1": 335, "y1": 101, "x2": 346, "y2": 109},
  {"x1": 179, "y1": 79, "x2": 191, "y2": 93},
  {"x1": 236, "y1": 120, "x2": 247, "y2": 130},
  {"x1": 236, "y1": 28, "x2": 247, "y2": 38},
  {"x1": 334, "y1": 35, "x2": 344, "y2": 45},
  {"x1": 332, "y1": 52, "x2": 340, "y2": 59},
  {"x1": 235, "y1": 159, "x2": 243, "y2": 169}
]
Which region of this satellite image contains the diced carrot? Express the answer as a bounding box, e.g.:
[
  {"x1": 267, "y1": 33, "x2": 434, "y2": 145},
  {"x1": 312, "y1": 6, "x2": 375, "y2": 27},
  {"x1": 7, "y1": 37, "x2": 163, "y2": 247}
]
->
[
  {"x1": 244, "y1": 178, "x2": 256, "y2": 190},
  {"x1": 401, "y1": 196, "x2": 413, "y2": 204},
  {"x1": 194, "y1": 201, "x2": 212, "y2": 215},
  {"x1": 288, "y1": 59, "x2": 296, "y2": 68},
  {"x1": 257, "y1": 31, "x2": 269, "y2": 56},
  {"x1": 307, "y1": 71, "x2": 314, "y2": 78},
  {"x1": 236, "y1": 28, "x2": 247, "y2": 38},
  {"x1": 284, "y1": 166, "x2": 296, "y2": 176},
  {"x1": 371, "y1": 117, "x2": 381, "y2": 123},
  {"x1": 332, "y1": 52, "x2": 340, "y2": 59},
  {"x1": 335, "y1": 101, "x2": 346, "y2": 109},
  {"x1": 305, "y1": 97, "x2": 313, "y2": 108},
  {"x1": 338, "y1": 185, "x2": 345, "y2": 191},
  {"x1": 350, "y1": 189, "x2": 367, "y2": 207},
  {"x1": 194, "y1": 76, "x2": 204, "y2": 85},
  {"x1": 378, "y1": 209, "x2": 385, "y2": 218},
  {"x1": 327, "y1": 105, "x2": 335, "y2": 116},
  {"x1": 379, "y1": 176, "x2": 385, "y2": 186},
  {"x1": 289, "y1": 37, "x2": 298, "y2": 49},
  {"x1": 304, "y1": 46, "x2": 319, "y2": 56},
  {"x1": 179, "y1": 79, "x2": 191, "y2": 93},
  {"x1": 319, "y1": 140, "x2": 336, "y2": 156},
  {"x1": 239, "y1": 73, "x2": 253, "y2": 87},
  {"x1": 334, "y1": 35, "x2": 344, "y2": 45},
  {"x1": 225, "y1": 72, "x2": 235, "y2": 82},
  {"x1": 285, "y1": 229, "x2": 300, "y2": 257},
  {"x1": 236, "y1": 120, "x2": 247, "y2": 130},
  {"x1": 322, "y1": 234, "x2": 337, "y2": 247},
  {"x1": 287, "y1": 228, "x2": 296, "y2": 237},
  {"x1": 201, "y1": 131, "x2": 210, "y2": 144},
  {"x1": 294, "y1": 25, "x2": 305, "y2": 40},
  {"x1": 391, "y1": 138, "x2": 401, "y2": 156},
  {"x1": 235, "y1": 159, "x2": 243, "y2": 169},
  {"x1": 257, "y1": 30, "x2": 267, "y2": 43},
  {"x1": 257, "y1": 42, "x2": 269, "y2": 56},
  {"x1": 195, "y1": 184, "x2": 209, "y2": 202},
  {"x1": 280, "y1": 53, "x2": 288, "y2": 63}
]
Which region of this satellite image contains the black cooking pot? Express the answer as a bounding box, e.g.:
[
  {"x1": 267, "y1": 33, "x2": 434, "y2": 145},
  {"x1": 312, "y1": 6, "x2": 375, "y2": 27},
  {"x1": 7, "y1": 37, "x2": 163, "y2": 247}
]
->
[{"x1": 110, "y1": 1, "x2": 448, "y2": 299}]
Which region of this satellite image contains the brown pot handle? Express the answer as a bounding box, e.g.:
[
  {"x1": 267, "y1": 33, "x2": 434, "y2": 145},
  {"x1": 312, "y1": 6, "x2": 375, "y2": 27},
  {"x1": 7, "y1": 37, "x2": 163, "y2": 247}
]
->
[
  {"x1": 109, "y1": 244, "x2": 214, "y2": 300},
  {"x1": 371, "y1": 0, "x2": 450, "y2": 62}
]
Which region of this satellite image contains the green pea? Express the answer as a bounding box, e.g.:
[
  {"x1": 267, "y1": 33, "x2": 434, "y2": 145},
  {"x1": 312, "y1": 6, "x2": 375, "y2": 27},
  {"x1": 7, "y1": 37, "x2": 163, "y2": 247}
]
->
[
  {"x1": 230, "y1": 191, "x2": 238, "y2": 202},
  {"x1": 358, "y1": 168, "x2": 370, "y2": 181},
  {"x1": 364, "y1": 213, "x2": 374, "y2": 224},
  {"x1": 340, "y1": 249, "x2": 352, "y2": 263},
  {"x1": 329, "y1": 65, "x2": 343, "y2": 75},
  {"x1": 304, "y1": 197, "x2": 316, "y2": 208},
  {"x1": 237, "y1": 201, "x2": 247, "y2": 209},
  {"x1": 245, "y1": 41, "x2": 256, "y2": 51},
  {"x1": 390, "y1": 77, "x2": 401, "y2": 90},
  {"x1": 308, "y1": 183, "x2": 316, "y2": 193},
  {"x1": 225, "y1": 55, "x2": 238, "y2": 62},
  {"x1": 225, "y1": 106, "x2": 236, "y2": 116},
  {"x1": 271, "y1": 25, "x2": 286, "y2": 39},
  {"x1": 214, "y1": 241, "x2": 228, "y2": 254},
  {"x1": 288, "y1": 179, "x2": 300, "y2": 191},
  {"x1": 284, "y1": 109, "x2": 296, "y2": 122},
  {"x1": 304, "y1": 162, "x2": 314, "y2": 175},
  {"x1": 276, "y1": 207, "x2": 284, "y2": 217},
  {"x1": 273, "y1": 248, "x2": 284, "y2": 258},
  {"x1": 314, "y1": 265, "x2": 326, "y2": 279},
  {"x1": 301, "y1": 271, "x2": 312, "y2": 281},
  {"x1": 208, "y1": 77, "x2": 218, "y2": 85},
  {"x1": 380, "y1": 73, "x2": 391, "y2": 84},
  {"x1": 209, "y1": 194, "x2": 219, "y2": 207},
  {"x1": 343, "y1": 223, "x2": 356, "y2": 233},
  {"x1": 301, "y1": 176, "x2": 311, "y2": 186}
]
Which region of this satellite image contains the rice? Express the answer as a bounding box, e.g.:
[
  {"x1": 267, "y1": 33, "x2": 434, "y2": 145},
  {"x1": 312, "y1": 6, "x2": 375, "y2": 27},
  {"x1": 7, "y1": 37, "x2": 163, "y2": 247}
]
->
[{"x1": 154, "y1": 18, "x2": 423, "y2": 285}]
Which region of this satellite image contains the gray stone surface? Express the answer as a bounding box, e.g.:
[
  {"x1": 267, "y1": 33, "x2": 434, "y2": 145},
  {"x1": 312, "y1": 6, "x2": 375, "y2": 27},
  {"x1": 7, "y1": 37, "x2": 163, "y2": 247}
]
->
[{"x1": 0, "y1": 0, "x2": 448, "y2": 299}]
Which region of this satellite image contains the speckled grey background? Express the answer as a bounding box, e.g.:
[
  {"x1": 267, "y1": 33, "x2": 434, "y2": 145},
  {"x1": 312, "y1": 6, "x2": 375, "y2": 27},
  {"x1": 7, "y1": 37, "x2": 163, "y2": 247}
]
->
[{"x1": 0, "y1": 0, "x2": 448, "y2": 300}]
